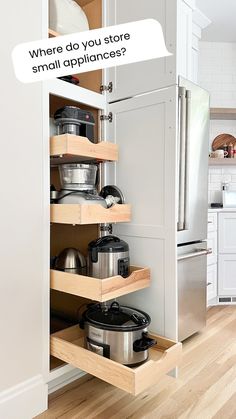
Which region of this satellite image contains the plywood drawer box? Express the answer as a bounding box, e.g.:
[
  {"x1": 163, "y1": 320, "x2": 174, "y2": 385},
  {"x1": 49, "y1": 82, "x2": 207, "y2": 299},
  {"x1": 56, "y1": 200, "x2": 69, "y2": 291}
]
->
[
  {"x1": 50, "y1": 203, "x2": 131, "y2": 225},
  {"x1": 50, "y1": 326, "x2": 182, "y2": 396},
  {"x1": 50, "y1": 266, "x2": 150, "y2": 302},
  {"x1": 50, "y1": 135, "x2": 118, "y2": 164}
]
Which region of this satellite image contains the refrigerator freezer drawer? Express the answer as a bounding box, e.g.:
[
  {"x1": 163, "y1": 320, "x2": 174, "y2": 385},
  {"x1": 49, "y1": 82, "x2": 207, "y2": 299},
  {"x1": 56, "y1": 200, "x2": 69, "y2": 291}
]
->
[{"x1": 178, "y1": 242, "x2": 208, "y2": 341}]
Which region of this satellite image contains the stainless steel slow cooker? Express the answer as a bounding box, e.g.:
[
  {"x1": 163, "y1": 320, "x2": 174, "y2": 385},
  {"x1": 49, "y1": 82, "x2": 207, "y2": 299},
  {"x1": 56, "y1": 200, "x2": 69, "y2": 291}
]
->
[
  {"x1": 80, "y1": 302, "x2": 156, "y2": 366},
  {"x1": 87, "y1": 235, "x2": 130, "y2": 279}
]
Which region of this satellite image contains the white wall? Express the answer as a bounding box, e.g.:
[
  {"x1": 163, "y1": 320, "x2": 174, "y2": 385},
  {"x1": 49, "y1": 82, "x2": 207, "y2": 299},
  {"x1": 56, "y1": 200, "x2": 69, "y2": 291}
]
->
[
  {"x1": 198, "y1": 41, "x2": 236, "y2": 204},
  {"x1": 0, "y1": 0, "x2": 48, "y2": 417}
]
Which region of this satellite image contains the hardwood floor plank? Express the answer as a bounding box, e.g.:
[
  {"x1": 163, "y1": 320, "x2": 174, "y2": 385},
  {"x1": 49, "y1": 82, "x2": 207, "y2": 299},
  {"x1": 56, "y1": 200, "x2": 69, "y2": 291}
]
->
[{"x1": 37, "y1": 306, "x2": 236, "y2": 419}]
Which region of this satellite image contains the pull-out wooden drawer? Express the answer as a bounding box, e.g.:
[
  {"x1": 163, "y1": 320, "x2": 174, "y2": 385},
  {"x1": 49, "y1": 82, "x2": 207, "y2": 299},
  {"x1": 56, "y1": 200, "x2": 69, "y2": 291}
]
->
[
  {"x1": 50, "y1": 326, "x2": 182, "y2": 396},
  {"x1": 50, "y1": 266, "x2": 150, "y2": 302},
  {"x1": 50, "y1": 203, "x2": 131, "y2": 225}
]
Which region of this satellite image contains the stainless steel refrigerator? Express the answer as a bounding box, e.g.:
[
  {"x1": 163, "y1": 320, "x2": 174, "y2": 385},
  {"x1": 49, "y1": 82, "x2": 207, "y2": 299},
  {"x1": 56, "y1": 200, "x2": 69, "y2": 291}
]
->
[{"x1": 177, "y1": 77, "x2": 210, "y2": 341}]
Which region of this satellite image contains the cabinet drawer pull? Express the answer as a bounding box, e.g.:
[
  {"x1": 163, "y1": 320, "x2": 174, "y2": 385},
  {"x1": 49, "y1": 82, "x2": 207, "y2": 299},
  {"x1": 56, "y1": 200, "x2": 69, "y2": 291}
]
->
[
  {"x1": 207, "y1": 282, "x2": 212, "y2": 287},
  {"x1": 208, "y1": 221, "x2": 213, "y2": 224}
]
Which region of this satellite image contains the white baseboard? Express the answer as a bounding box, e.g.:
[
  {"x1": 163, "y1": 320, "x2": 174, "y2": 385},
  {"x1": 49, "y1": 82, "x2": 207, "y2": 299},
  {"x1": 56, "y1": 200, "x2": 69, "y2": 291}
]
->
[
  {"x1": 0, "y1": 375, "x2": 48, "y2": 419},
  {"x1": 48, "y1": 365, "x2": 85, "y2": 394}
]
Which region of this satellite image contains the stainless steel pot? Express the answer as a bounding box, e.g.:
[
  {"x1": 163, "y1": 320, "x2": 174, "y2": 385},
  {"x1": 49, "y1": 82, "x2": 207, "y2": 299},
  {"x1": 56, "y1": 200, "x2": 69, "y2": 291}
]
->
[
  {"x1": 59, "y1": 163, "x2": 98, "y2": 191},
  {"x1": 80, "y1": 302, "x2": 156, "y2": 366},
  {"x1": 88, "y1": 236, "x2": 130, "y2": 279},
  {"x1": 55, "y1": 248, "x2": 87, "y2": 275}
]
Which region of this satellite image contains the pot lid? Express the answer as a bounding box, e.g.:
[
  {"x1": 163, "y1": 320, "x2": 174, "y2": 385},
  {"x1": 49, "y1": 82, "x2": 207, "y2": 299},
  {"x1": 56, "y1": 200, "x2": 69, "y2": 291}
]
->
[
  {"x1": 82, "y1": 302, "x2": 150, "y2": 331},
  {"x1": 88, "y1": 235, "x2": 129, "y2": 255}
]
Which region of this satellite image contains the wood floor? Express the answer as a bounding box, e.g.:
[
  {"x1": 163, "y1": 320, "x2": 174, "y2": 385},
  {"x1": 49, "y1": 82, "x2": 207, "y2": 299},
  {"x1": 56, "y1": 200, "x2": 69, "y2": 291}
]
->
[{"x1": 38, "y1": 306, "x2": 236, "y2": 419}]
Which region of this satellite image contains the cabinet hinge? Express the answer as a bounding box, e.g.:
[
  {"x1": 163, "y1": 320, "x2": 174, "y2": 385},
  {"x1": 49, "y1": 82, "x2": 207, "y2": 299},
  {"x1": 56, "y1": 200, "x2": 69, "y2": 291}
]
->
[
  {"x1": 100, "y1": 112, "x2": 113, "y2": 123},
  {"x1": 100, "y1": 82, "x2": 113, "y2": 93}
]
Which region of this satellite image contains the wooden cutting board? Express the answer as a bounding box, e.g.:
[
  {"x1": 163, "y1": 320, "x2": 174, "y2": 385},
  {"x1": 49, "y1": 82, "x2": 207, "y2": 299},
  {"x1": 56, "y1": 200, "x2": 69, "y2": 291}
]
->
[{"x1": 212, "y1": 133, "x2": 236, "y2": 151}]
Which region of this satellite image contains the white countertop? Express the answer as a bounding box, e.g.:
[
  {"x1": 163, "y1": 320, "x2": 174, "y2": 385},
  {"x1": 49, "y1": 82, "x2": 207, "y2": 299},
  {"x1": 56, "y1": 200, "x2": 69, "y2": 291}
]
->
[{"x1": 208, "y1": 207, "x2": 236, "y2": 212}]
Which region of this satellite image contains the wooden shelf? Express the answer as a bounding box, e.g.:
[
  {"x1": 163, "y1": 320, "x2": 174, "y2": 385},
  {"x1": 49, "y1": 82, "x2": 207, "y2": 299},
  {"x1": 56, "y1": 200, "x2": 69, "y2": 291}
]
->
[
  {"x1": 50, "y1": 134, "x2": 118, "y2": 164},
  {"x1": 209, "y1": 158, "x2": 236, "y2": 166},
  {"x1": 50, "y1": 266, "x2": 150, "y2": 302},
  {"x1": 48, "y1": 28, "x2": 59, "y2": 38},
  {"x1": 210, "y1": 108, "x2": 236, "y2": 120},
  {"x1": 50, "y1": 326, "x2": 182, "y2": 395},
  {"x1": 50, "y1": 203, "x2": 131, "y2": 225}
]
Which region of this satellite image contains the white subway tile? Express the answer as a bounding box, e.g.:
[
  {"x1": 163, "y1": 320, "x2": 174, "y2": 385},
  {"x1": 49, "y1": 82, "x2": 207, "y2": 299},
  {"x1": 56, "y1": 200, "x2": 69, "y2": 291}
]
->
[
  {"x1": 209, "y1": 168, "x2": 222, "y2": 175},
  {"x1": 210, "y1": 174, "x2": 222, "y2": 182},
  {"x1": 222, "y1": 167, "x2": 236, "y2": 174},
  {"x1": 209, "y1": 182, "x2": 222, "y2": 191},
  {"x1": 222, "y1": 175, "x2": 232, "y2": 183}
]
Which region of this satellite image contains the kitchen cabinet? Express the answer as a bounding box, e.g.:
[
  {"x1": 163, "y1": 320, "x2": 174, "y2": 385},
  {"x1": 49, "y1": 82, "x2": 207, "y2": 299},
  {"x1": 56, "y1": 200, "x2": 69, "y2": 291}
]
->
[
  {"x1": 218, "y1": 255, "x2": 236, "y2": 296},
  {"x1": 207, "y1": 231, "x2": 217, "y2": 266},
  {"x1": 207, "y1": 264, "x2": 217, "y2": 302},
  {"x1": 191, "y1": 8, "x2": 211, "y2": 84},
  {"x1": 218, "y1": 212, "x2": 236, "y2": 297},
  {"x1": 105, "y1": 1, "x2": 210, "y2": 101},
  {"x1": 2, "y1": 0, "x2": 212, "y2": 416},
  {"x1": 219, "y1": 213, "x2": 236, "y2": 254},
  {"x1": 105, "y1": 86, "x2": 177, "y2": 337},
  {"x1": 207, "y1": 211, "x2": 218, "y2": 305}
]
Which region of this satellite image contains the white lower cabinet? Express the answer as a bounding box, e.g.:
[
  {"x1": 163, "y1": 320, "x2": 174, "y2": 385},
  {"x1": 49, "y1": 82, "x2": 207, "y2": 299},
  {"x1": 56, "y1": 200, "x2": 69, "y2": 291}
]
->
[
  {"x1": 218, "y1": 212, "x2": 236, "y2": 297},
  {"x1": 207, "y1": 211, "x2": 218, "y2": 305},
  {"x1": 207, "y1": 231, "x2": 217, "y2": 266},
  {"x1": 207, "y1": 264, "x2": 217, "y2": 303},
  {"x1": 218, "y1": 255, "x2": 236, "y2": 296}
]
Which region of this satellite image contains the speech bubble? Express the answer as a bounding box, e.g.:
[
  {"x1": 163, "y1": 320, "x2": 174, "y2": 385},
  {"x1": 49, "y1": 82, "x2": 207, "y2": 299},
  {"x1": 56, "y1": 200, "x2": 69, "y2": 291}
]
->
[{"x1": 12, "y1": 19, "x2": 171, "y2": 83}]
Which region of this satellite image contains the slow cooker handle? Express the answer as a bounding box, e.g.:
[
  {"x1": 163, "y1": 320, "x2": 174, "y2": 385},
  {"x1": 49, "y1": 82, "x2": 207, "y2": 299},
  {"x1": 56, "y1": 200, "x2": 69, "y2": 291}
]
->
[
  {"x1": 93, "y1": 236, "x2": 121, "y2": 246},
  {"x1": 133, "y1": 332, "x2": 157, "y2": 352}
]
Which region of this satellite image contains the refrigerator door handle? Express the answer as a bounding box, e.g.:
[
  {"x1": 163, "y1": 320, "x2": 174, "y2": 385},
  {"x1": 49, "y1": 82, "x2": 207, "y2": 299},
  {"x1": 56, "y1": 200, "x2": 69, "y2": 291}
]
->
[
  {"x1": 178, "y1": 86, "x2": 187, "y2": 231},
  {"x1": 178, "y1": 248, "x2": 212, "y2": 261},
  {"x1": 184, "y1": 90, "x2": 191, "y2": 230}
]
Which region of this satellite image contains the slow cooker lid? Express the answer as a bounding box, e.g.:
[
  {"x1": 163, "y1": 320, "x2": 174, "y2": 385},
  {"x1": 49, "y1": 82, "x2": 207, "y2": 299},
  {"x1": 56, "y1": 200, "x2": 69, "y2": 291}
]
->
[
  {"x1": 88, "y1": 235, "x2": 129, "y2": 254},
  {"x1": 83, "y1": 302, "x2": 150, "y2": 331}
]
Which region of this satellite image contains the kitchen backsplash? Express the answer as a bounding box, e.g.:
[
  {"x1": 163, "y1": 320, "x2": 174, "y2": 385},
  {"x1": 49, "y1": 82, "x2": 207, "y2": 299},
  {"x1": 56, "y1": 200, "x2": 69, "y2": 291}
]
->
[
  {"x1": 199, "y1": 41, "x2": 236, "y2": 204},
  {"x1": 199, "y1": 41, "x2": 236, "y2": 150},
  {"x1": 198, "y1": 42, "x2": 236, "y2": 108},
  {"x1": 208, "y1": 167, "x2": 236, "y2": 204}
]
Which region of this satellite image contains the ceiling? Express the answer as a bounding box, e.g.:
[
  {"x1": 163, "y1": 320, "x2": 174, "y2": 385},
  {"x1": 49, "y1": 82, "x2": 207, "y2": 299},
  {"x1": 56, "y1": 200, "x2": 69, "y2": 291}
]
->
[{"x1": 197, "y1": 0, "x2": 236, "y2": 42}]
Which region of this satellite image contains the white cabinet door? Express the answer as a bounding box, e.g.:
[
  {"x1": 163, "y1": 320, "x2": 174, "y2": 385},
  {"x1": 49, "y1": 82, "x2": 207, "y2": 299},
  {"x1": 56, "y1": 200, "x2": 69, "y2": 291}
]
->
[
  {"x1": 105, "y1": 86, "x2": 178, "y2": 339},
  {"x1": 208, "y1": 212, "x2": 217, "y2": 233},
  {"x1": 177, "y1": 0, "x2": 193, "y2": 80},
  {"x1": 207, "y1": 264, "x2": 217, "y2": 303},
  {"x1": 207, "y1": 231, "x2": 217, "y2": 266},
  {"x1": 219, "y1": 255, "x2": 236, "y2": 296},
  {"x1": 105, "y1": 0, "x2": 188, "y2": 101},
  {"x1": 219, "y1": 213, "x2": 236, "y2": 254}
]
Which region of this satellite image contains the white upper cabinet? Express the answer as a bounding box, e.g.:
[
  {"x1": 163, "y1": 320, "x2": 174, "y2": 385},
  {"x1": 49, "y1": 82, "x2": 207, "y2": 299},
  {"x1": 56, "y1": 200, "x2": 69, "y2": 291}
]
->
[
  {"x1": 104, "y1": 0, "x2": 192, "y2": 101},
  {"x1": 104, "y1": 0, "x2": 210, "y2": 100},
  {"x1": 191, "y1": 8, "x2": 211, "y2": 84}
]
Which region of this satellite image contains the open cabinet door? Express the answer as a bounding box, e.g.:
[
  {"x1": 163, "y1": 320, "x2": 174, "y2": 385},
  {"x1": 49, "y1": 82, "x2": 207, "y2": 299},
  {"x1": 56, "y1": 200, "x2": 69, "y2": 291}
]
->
[
  {"x1": 104, "y1": 87, "x2": 178, "y2": 340},
  {"x1": 104, "y1": 0, "x2": 176, "y2": 101}
]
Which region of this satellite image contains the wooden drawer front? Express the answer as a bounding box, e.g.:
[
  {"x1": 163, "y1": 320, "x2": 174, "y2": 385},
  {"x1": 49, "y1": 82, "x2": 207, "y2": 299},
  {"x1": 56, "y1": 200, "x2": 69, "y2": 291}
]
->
[
  {"x1": 50, "y1": 204, "x2": 131, "y2": 225},
  {"x1": 207, "y1": 264, "x2": 217, "y2": 302},
  {"x1": 208, "y1": 213, "x2": 217, "y2": 233},
  {"x1": 50, "y1": 326, "x2": 182, "y2": 396},
  {"x1": 50, "y1": 266, "x2": 150, "y2": 302},
  {"x1": 207, "y1": 231, "x2": 217, "y2": 266},
  {"x1": 219, "y1": 255, "x2": 236, "y2": 296},
  {"x1": 219, "y1": 213, "x2": 236, "y2": 254}
]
